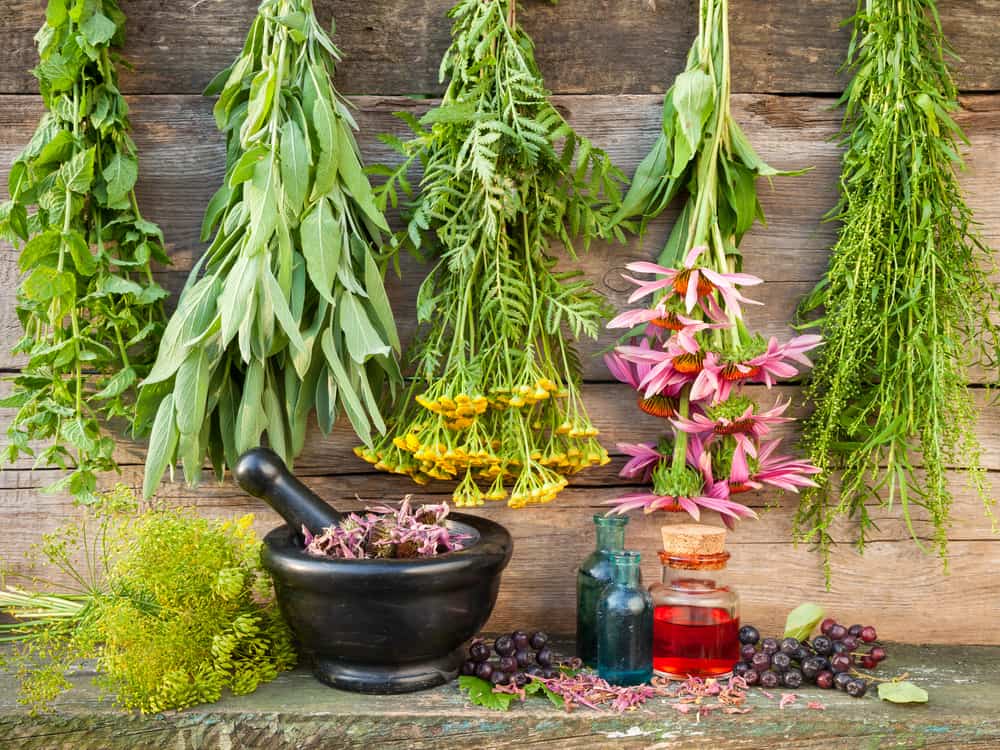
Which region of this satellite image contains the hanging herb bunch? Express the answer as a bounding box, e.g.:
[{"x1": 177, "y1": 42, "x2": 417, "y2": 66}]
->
[
  {"x1": 603, "y1": 0, "x2": 820, "y2": 522},
  {"x1": 135, "y1": 0, "x2": 401, "y2": 497},
  {"x1": 356, "y1": 0, "x2": 627, "y2": 508},
  {"x1": 0, "y1": 0, "x2": 168, "y2": 502},
  {"x1": 795, "y1": 0, "x2": 1000, "y2": 568},
  {"x1": 0, "y1": 486, "x2": 296, "y2": 714}
]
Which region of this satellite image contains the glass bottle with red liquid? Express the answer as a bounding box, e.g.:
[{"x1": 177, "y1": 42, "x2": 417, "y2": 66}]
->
[{"x1": 649, "y1": 524, "x2": 740, "y2": 679}]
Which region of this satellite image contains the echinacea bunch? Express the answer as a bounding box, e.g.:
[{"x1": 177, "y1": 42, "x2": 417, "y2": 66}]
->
[
  {"x1": 304, "y1": 496, "x2": 470, "y2": 560},
  {"x1": 604, "y1": 246, "x2": 821, "y2": 526},
  {"x1": 606, "y1": 0, "x2": 817, "y2": 526}
]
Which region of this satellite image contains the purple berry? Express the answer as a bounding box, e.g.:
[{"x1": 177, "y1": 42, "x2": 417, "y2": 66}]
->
[
  {"x1": 816, "y1": 670, "x2": 834, "y2": 689},
  {"x1": 741, "y1": 644, "x2": 758, "y2": 661},
  {"x1": 829, "y1": 624, "x2": 848, "y2": 641},
  {"x1": 475, "y1": 662, "x2": 494, "y2": 680},
  {"x1": 761, "y1": 638, "x2": 780, "y2": 655},
  {"x1": 529, "y1": 632, "x2": 549, "y2": 650},
  {"x1": 860, "y1": 626, "x2": 878, "y2": 643}
]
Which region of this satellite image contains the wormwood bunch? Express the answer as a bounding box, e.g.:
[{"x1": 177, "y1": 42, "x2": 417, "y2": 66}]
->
[
  {"x1": 796, "y1": 0, "x2": 1000, "y2": 570},
  {"x1": 356, "y1": 0, "x2": 626, "y2": 508},
  {"x1": 136, "y1": 0, "x2": 401, "y2": 497},
  {"x1": 0, "y1": 486, "x2": 295, "y2": 714},
  {"x1": 0, "y1": 0, "x2": 168, "y2": 502}
]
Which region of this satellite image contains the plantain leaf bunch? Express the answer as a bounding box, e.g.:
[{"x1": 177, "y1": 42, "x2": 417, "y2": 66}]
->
[
  {"x1": 611, "y1": 0, "x2": 800, "y2": 271},
  {"x1": 357, "y1": 0, "x2": 626, "y2": 509},
  {"x1": 136, "y1": 0, "x2": 402, "y2": 497},
  {"x1": 795, "y1": 0, "x2": 1000, "y2": 571},
  {"x1": 0, "y1": 0, "x2": 169, "y2": 503}
]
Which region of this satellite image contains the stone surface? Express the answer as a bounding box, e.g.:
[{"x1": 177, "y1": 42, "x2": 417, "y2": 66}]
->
[{"x1": 1, "y1": 644, "x2": 998, "y2": 748}]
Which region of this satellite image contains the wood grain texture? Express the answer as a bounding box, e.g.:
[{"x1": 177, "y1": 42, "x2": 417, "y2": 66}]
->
[
  {"x1": 2, "y1": 644, "x2": 999, "y2": 748},
  {"x1": 1, "y1": 12, "x2": 1000, "y2": 646},
  {"x1": 1, "y1": 93, "x2": 999, "y2": 378},
  {"x1": 1, "y1": 1, "x2": 1000, "y2": 95}
]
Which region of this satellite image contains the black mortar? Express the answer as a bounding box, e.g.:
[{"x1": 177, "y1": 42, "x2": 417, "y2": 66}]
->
[{"x1": 235, "y1": 448, "x2": 513, "y2": 694}]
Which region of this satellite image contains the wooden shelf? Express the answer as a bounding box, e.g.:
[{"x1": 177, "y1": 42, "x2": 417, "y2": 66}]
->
[{"x1": 2, "y1": 643, "x2": 999, "y2": 749}]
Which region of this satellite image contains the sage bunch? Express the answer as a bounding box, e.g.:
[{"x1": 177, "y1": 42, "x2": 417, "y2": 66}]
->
[
  {"x1": 796, "y1": 0, "x2": 1000, "y2": 569},
  {"x1": 0, "y1": 0, "x2": 168, "y2": 503},
  {"x1": 357, "y1": 0, "x2": 626, "y2": 508},
  {"x1": 136, "y1": 0, "x2": 401, "y2": 497}
]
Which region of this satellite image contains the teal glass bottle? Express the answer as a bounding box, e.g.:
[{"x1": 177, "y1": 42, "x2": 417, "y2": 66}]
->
[
  {"x1": 597, "y1": 551, "x2": 653, "y2": 686},
  {"x1": 576, "y1": 515, "x2": 629, "y2": 666}
]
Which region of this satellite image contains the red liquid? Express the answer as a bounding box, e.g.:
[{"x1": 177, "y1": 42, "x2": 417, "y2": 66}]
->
[{"x1": 653, "y1": 605, "x2": 740, "y2": 678}]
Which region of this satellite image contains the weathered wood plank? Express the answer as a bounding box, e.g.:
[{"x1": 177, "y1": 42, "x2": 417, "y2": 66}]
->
[
  {"x1": 2, "y1": 94, "x2": 999, "y2": 378},
  {"x1": 1, "y1": 1, "x2": 1000, "y2": 96},
  {"x1": 2, "y1": 457, "x2": 997, "y2": 642},
  {"x1": 2, "y1": 645, "x2": 999, "y2": 749}
]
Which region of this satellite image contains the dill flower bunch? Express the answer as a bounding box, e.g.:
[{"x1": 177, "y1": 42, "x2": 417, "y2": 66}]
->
[
  {"x1": 604, "y1": 0, "x2": 817, "y2": 525},
  {"x1": 795, "y1": 0, "x2": 1000, "y2": 571},
  {"x1": 0, "y1": 486, "x2": 296, "y2": 714},
  {"x1": 356, "y1": 0, "x2": 626, "y2": 508}
]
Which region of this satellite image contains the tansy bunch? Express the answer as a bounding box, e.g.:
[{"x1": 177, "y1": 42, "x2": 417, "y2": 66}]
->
[
  {"x1": 605, "y1": 246, "x2": 821, "y2": 525},
  {"x1": 356, "y1": 0, "x2": 624, "y2": 508}
]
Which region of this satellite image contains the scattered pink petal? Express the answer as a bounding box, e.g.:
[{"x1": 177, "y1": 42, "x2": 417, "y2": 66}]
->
[
  {"x1": 807, "y1": 701, "x2": 827, "y2": 711},
  {"x1": 779, "y1": 693, "x2": 799, "y2": 709}
]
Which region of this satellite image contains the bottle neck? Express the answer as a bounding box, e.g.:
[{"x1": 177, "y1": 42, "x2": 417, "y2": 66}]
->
[
  {"x1": 662, "y1": 566, "x2": 726, "y2": 591},
  {"x1": 612, "y1": 560, "x2": 641, "y2": 587},
  {"x1": 596, "y1": 525, "x2": 626, "y2": 552}
]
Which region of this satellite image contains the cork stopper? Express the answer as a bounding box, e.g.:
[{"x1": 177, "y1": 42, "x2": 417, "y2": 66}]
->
[{"x1": 660, "y1": 523, "x2": 727, "y2": 556}]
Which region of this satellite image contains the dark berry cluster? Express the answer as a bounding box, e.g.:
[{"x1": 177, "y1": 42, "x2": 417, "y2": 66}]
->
[
  {"x1": 733, "y1": 618, "x2": 886, "y2": 698},
  {"x1": 460, "y1": 631, "x2": 556, "y2": 687}
]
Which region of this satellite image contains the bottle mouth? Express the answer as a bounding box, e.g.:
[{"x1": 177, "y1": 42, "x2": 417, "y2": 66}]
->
[
  {"x1": 593, "y1": 514, "x2": 629, "y2": 527},
  {"x1": 659, "y1": 550, "x2": 730, "y2": 571}
]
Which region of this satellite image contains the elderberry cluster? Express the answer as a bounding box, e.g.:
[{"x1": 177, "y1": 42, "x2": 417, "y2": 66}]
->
[
  {"x1": 460, "y1": 631, "x2": 556, "y2": 687},
  {"x1": 733, "y1": 618, "x2": 887, "y2": 698}
]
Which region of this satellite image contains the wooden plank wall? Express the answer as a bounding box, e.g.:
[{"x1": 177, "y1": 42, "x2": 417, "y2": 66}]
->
[{"x1": 1, "y1": 1, "x2": 999, "y2": 643}]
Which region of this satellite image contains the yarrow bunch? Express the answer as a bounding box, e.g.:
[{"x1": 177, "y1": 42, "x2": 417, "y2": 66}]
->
[
  {"x1": 604, "y1": 0, "x2": 819, "y2": 525},
  {"x1": 356, "y1": 0, "x2": 625, "y2": 508},
  {"x1": 604, "y1": 248, "x2": 821, "y2": 525},
  {"x1": 303, "y1": 496, "x2": 470, "y2": 559}
]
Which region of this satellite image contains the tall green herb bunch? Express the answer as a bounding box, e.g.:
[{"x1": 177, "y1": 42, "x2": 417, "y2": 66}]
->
[
  {"x1": 136, "y1": 0, "x2": 401, "y2": 497},
  {"x1": 0, "y1": 486, "x2": 296, "y2": 714},
  {"x1": 0, "y1": 0, "x2": 169, "y2": 503},
  {"x1": 356, "y1": 0, "x2": 626, "y2": 508},
  {"x1": 796, "y1": 0, "x2": 1000, "y2": 570}
]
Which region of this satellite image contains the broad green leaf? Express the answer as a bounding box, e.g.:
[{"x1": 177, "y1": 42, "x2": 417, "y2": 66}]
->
[
  {"x1": 201, "y1": 182, "x2": 233, "y2": 241},
  {"x1": 143, "y1": 395, "x2": 179, "y2": 499},
  {"x1": 61, "y1": 418, "x2": 97, "y2": 454},
  {"x1": 322, "y1": 328, "x2": 371, "y2": 446},
  {"x1": 93, "y1": 367, "x2": 137, "y2": 400},
  {"x1": 97, "y1": 275, "x2": 144, "y2": 296},
  {"x1": 243, "y1": 69, "x2": 276, "y2": 138},
  {"x1": 17, "y1": 229, "x2": 61, "y2": 272},
  {"x1": 102, "y1": 152, "x2": 138, "y2": 205},
  {"x1": 340, "y1": 292, "x2": 391, "y2": 364},
  {"x1": 280, "y1": 119, "x2": 310, "y2": 214},
  {"x1": 671, "y1": 69, "x2": 714, "y2": 177},
  {"x1": 457, "y1": 676, "x2": 517, "y2": 711},
  {"x1": 244, "y1": 155, "x2": 279, "y2": 251},
  {"x1": 174, "y1": 349, "x2": 211, "y2": 436},
  {"x1": 229, "y1": 144, "x2": 269, "y2": 188},
  {"x1": 300, "y1": 198, "x2": 341, "y2": 304},
  {"x1": 23, "y1": 266, "x2": 75, "y2": 302},
  {"x1": 220, "y1": 254, "x2": 259, "y2": 346},
  {"x1": 613, "y1": 132, "x2": 667, "y2": 223},
  {"x1": 60, "y1": 147, "x2": 96, "y2": 193},
  {"x1": 80, "y1": 12, "x2": 117, "y2": 45},
  {"x1": 34, "y1": 130, "x2": 74, "y2": 167},
  {"x1": 263, "y1": 380, "x2": 288, "y2": 463},
  {"x1": 64, "y1": 231, "x2": 97, "y2": 276},
  {"x1": 783, "y1": 602, "x2": 825, "y2": 641},
  {"x1": 46, "y1": 0, "x2": 68, "y2": 26},
  {"x1": 235, "y1": 361, "x2": 266, "y2": 455},
  {"x1": 878, "y1": 681, "x2": 929, "y2": 704},
  {"x1": 144, "y1": 276, "x2": 221, "y2": 384},
  {"x1": 336, "y1": 128, "x2": 390, "y2": 232},
  {"x1": 363, "y1": 250, "x2": 401, "y2": 352},
  {"x1": 311, "y1": 88, "x2": 337, "y2": 155},
  {"x1": 265, "y1": 269, "x2": 306, "y2": 354}
]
